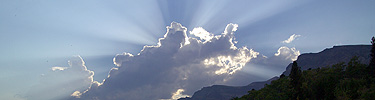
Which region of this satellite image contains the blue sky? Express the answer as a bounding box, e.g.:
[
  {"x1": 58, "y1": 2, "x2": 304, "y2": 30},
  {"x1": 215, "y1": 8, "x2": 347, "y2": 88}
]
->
[{"x1": 0, "y1": 0, "x2": 374, "y2": 99}]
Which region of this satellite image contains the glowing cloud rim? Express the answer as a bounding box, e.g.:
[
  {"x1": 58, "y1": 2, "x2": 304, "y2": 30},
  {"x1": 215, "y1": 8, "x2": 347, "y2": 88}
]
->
[
  {"x1": 74, "y1": 22, "x2": 260, "y2": 100},
  {"x1": 282, "y1": 34, "x2": 301, "y2": 43}
]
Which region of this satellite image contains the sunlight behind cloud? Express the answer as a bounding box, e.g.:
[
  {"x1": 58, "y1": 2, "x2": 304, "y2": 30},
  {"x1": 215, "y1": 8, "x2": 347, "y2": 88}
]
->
[
  {"x1": 189, "y1": 0, "x2": 231, "y2": 27},
  {"x1": 186, "y1": 0, "x2": 310, "y2": 32},
  {"x1": 235, "y1": 1, "x2": 311, "y2": 26},
  {"x1": 91, "y1": 0, "x2": 166, "y2": 45},
  {"x1": 1, "y1": 0, "x2": 374, "y2": 100},
  {"x1": 74, "y1": 22, "x2": 262, "y2": 100},
  {"x1": 190, "y1": 27, "x2": 214, "y2": 42},
  {"x1": 203, "y1": 47, "x2": 259, "y2": 75}
]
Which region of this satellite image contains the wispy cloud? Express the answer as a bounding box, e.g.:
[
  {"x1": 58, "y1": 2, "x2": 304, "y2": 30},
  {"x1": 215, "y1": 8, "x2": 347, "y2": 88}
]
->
[
  {"x1": 282, "y1": 34, "x2": 301, "y2": 43},
  {"x1": 25, "y1": 56, "x2": 94, "y2": 100}
]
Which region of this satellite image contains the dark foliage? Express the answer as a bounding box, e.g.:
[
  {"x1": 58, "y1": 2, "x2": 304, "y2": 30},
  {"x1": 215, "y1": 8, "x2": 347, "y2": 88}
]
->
[
  {"x1": 369, "y1": 36, "x2": 375, "y2": 77},
  {"x1": 233, "y1": 57, "x2": 375, "y2": 100},
  {"x1": 233, "y1": 37, "x2": 375, "y2": 100},
  {"x1": 289, "y1": 61, "x2": 302, "y2": 99}
]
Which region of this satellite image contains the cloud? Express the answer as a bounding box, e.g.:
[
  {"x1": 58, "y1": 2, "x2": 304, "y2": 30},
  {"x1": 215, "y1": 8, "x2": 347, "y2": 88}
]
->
[
  {"x1": 113, "y1": 52, "x2": 134, "y2": 67},
  {"x1": 25, "y1": 56, "x2": 94, "y2": 100},
  {"x1": 190, "y1": 27, "x2": 213, "y2": 42},
  {"x1": 282, "y1": 34, "x2": 301, "y2": 43},
  {"x1": 274, "y1": 46, "x2": 300, "y2": 61},
  {"x1": 171, "y1": 89, "x2": 190, "y2": 100},
  {"x1": 203, "y1": 47, "x2": 259, "y2": 75},
  {"x1": 73, "y1": 22, "x2": 260, "y2": 100},
  {"x1": 243, "y1": 46, "x2": 301, "y2": 80},
  {"x1": 51, "y1": 66, "x2": 68, "y2": 71}
]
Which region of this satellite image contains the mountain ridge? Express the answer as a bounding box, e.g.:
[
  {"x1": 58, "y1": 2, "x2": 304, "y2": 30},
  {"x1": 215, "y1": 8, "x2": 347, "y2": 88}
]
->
[
  {"x1": 178, "y1": 77, "x2": 279, "y2": 100},
  {"x1": 283, "y1": 45, "x2": 371, "y2": 75},
  {"x1": 179, "y1": 45, "x2": 371, "y2": 100}
]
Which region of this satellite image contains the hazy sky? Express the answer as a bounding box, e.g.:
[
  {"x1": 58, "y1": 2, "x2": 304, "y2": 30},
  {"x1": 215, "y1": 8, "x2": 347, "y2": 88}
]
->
[{"x1": 1, "y1": 0, "x2": 374, "y2": 100}]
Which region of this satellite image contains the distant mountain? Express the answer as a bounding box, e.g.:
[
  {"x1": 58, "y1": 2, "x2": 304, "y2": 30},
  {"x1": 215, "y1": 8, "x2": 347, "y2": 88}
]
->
[
  {"x1": 180, "y1": 45, "x2": 371, "y2": 100},
  {"x1": 178, "y1": 77, "x2": 279, "y2": 100},
  {"x1": 283, "y1": 45, "x2": 371, "y2": 75}
]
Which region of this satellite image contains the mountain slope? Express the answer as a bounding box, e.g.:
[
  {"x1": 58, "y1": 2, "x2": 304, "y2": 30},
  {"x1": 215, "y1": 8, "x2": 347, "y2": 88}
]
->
[
  {"x1": 283, "y1": 45, "x2": 371, "y2": 75},
  {"x1": 181, "y1": 45, "x2": 371, "y2": 100},
  {"x1": 178, "y1": 77, "x2": 278, "y2": 100}
]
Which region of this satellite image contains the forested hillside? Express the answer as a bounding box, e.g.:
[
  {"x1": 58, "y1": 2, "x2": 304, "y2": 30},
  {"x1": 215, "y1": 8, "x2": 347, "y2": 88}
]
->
[{"x1": 233, "y1": 37, "x2": 375, "y2": 100}]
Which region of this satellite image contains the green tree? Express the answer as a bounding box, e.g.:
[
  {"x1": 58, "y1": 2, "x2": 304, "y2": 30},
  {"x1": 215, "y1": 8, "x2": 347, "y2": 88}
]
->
[
  {"x1": 234, "y1": 37, "x2": 375, "y2": 100},
  {"x1": 346, "y1": 56, "x2": 367, "y2": 78},
  {"x1": 289, "y1": 61, "x2": 302, "y2": 99}
]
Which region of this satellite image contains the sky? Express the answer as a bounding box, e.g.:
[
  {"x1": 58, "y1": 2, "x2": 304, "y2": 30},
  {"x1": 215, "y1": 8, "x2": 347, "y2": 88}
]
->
[{"x1": 0, "y1": 0, "x2": 374, "y2": 100}]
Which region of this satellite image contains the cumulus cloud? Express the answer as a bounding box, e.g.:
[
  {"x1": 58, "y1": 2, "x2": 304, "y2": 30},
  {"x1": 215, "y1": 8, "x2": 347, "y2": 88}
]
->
[
  {"x1": 282, "y1": 34, "x2": 301, "y2": 43},
  {"x1": 113, "y1": 52, "x2": 134, "y2": 67},
  {"x1": 171, "y1": 89, "x2": 190, "y2": 100},
  {"x1": 73, "y1": 22, "x2": 259, "y2": 100},
  {"x1": 245, "y1": 46, "x2": 300, "y2": 79},
  {"x1": 25, "y1": 56, "x2": 94, "y2": 100},
  {"x1": 190, "y1": 27, "x2": 213, "y2": 42},
  {"x1": 204, "y1": 47, "x2": 259, "y2": 75},
  {"x1": 275, "y1": 46, "x2": 300, "y2": 61}
]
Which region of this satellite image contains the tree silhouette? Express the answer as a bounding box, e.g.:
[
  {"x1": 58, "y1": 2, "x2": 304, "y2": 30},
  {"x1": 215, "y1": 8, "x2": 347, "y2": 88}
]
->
[
  {"x1": 369, "y1": 36, "x2": 375, "y2": 77},
  {"x1": 233, "y1": 41, "x2": 375, "y2": 100},
  {"x1": 289, "y1": 61, "x2": 302, "y2": 99},
  {"x1": 280, "y1": 74, "x2": 285, "y2": 78}
]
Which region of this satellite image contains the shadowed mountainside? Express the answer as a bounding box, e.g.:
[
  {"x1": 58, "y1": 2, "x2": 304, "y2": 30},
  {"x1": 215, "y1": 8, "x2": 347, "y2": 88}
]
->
[
  {"x1": 178, "y1": 77, "x2": 278, "y2": 100},
  {"x1": 180, "y1": 45, "x2": 371, "y2": 100},
  {"x1": 283, "y1": 45, "x2": 371, "y2": 75}
]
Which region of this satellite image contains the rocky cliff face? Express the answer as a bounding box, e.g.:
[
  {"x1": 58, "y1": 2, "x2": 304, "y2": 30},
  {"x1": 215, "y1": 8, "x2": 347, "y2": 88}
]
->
[{"x1": 181, "y1": 45, "x2": 371, "y2": 100}]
